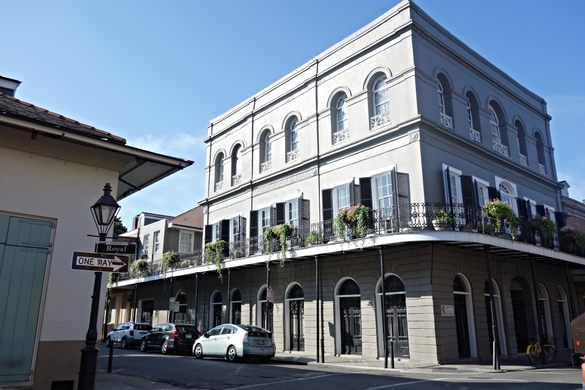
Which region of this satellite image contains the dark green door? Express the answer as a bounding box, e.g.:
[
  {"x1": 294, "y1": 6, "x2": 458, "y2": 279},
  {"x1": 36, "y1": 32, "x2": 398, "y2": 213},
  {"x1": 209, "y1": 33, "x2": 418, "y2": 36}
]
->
[{"x1": 0, "y1": 215, "x2": 52, "y2": 383}]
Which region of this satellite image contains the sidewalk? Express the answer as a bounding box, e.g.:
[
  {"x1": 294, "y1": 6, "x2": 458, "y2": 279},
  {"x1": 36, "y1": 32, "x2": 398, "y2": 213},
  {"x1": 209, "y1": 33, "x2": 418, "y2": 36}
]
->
[{"x1": 96, "y1": 352, "x2": 571, "y2": 389}]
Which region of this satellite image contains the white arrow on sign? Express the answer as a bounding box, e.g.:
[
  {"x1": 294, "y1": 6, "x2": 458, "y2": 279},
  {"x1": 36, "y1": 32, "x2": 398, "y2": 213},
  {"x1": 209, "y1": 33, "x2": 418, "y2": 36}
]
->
[{"x1": 72, "y1": 251, "x2": 129, "y2": 273}]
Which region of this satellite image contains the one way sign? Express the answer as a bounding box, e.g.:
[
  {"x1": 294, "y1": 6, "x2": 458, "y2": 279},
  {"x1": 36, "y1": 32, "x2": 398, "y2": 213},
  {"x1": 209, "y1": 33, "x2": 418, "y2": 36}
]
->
[{"x1": 72, "y1": 251, "x2": 129, "y2": 273}]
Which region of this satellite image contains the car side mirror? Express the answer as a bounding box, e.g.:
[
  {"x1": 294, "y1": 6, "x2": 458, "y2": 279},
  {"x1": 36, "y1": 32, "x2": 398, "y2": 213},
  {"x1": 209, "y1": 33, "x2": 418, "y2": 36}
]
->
[{"x1": 204, "y1": 332, "x2": 210, "y2": 338}]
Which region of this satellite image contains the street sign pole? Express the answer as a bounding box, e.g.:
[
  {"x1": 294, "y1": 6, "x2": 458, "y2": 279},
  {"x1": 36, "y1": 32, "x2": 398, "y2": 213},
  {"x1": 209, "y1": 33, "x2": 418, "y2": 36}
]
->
[{"x1": 78, "y1": 270, "x2": 102, "y2": 390}]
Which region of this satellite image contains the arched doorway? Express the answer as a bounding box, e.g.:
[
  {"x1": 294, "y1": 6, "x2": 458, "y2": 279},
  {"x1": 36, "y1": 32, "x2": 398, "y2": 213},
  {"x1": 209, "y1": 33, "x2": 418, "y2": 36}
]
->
[
  {"x1": 557, "y1": 286, "x2": 571, "y2": 348},
  {"x1": 257, "y1": 285, "x2": 273, "y2": 332},
  {"x1": 285, "y1": 283, "x2": 304, "y2": 351},
  {"x1": 210, "y1": 291, "x2": 223, "y2": 328},
  {"x1": 510, "y1": 277, "x2": 536, "y2": 353},
  {"x1": 231, "y1": 289, "x2": 242, "y2": 324},
  {"x1": 536, "y1": 284, "x2": 554, "y2": 344},
  {"x1": 336, "y1": 278, "x2": 362, "y2": 355},
  {"x1": 377, "y1": 274, "x2": 409, "y2": 358},
  {"x1": 174, "y1": 291, "x2": 189, "y2": 324},
  {"x1": 453, "y1": 274, "x2": 477, "y2": 358},
  {"x1": 484, "y1": 278, "x2": 507, "y2": 355}
]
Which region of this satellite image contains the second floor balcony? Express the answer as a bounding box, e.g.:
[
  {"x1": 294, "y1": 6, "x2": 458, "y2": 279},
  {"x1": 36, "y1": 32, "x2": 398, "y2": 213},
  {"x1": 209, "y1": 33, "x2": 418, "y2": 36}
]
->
[
  {"x1": 260, "y1": 161, "x2": 272, "y2": 173},
  {"x1": 492, "y1": 139, "x2": 509, "y2": 157},
  {"x1": 440, "y1": 112, "x2": 453, "y2": 129},
  {"x1": 469, "y1": 128, "x2": 481, "y2": 143},
  {"x1": 370, "y1": 112, "x2": 390, "y2": 130}
]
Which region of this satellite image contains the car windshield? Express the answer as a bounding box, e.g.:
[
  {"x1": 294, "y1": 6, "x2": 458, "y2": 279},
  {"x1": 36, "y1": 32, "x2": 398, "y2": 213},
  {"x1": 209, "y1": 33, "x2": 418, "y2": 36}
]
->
[
  {"x1": 238, "y1": 325, "x2": 271, "y2": 338},
  {"x1": 134, "y1": 324, "x2": 152, "y2": 331}
]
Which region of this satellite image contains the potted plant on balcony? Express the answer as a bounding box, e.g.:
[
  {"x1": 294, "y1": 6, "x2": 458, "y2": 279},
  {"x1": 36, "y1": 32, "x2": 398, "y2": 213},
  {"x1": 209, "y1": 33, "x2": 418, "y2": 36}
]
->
[
  {"x1": 334, "y1": 204, "x2": 371, "y2": 240},
  {"x1": 263, "y1": 223, "x2": 293, "y2": 265},
  {"x1": 559, "y1": 226, "x2": 577, "y2": 253},
  {"x1": 162, "y1": 251, "x2": 181, "y2": 272},
  {"x1": 482, "y1": 200, "x2": 518, "y2": 236},
  {"x1": 432, "y1": 208, "x2": 453, "y2": 231},
  {"x1": 304, "y1": 230, "x2": 322, "y2": 247},
  {"x1": 204, "y1": 239, "x2": 227, "y2": 278},
  {"x1": 532, "y1": 217, "x2": 556, "y2": 248},
  {"x1": 130, "y1": 259, "x2": 149, "y2": 277}
]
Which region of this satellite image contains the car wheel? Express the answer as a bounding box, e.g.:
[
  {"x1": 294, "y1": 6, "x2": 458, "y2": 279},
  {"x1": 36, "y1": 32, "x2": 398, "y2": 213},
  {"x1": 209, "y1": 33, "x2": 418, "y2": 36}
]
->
[
  {"x1": 161, "y1": 339, "x2": 171, "y2": 355},
  {"x1": 226, "y1": 345, "x2": 237, "y2": 362},
  {"x1": 193, "y1": 343, "x2": 203, "y2": 359},
  {"x1": 140, "y1": 339, "x2": 148, "y2": 353},
  {"x1": 121, "y1": 338, "x2": 128, "y2": 349}
]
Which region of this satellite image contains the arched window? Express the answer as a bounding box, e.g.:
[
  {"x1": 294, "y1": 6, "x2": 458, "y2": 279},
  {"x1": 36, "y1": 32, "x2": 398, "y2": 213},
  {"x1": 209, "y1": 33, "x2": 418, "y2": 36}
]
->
[
  {"x1": 259, "y1": 130, "x2": 272, "y2": 173},
  {"x1": 488, "y1": 102, "x2": 509, "y2": 157},
  {"x1": 536, "y1": 284, "x2": 554, "y2": 344},
  {"x1": 335, "y1": 278, "x2": 362, "y2": 355},
  {"x1": 370, "y1": 75, "x2": 390, "y2": 129},
  {"x1": 484, "y1": 278, "x2": 507, "y2": 355},
  {"x1": 285, "y1": 283, "x2": 304, "y2": 351},
  {"x1": 257, "y1": 285, "x2": 273, "y2": 332},
  {"x1": 211, "y1": 291, "x2": 223, "y2": 328},
  {"x1": 453, "y1": 274, "x2": 477, "y2": 358},
  {"x1": 535, "y1": 132, "x2": 547, "y2": 175},
  {"x1": 437, "y1": 74, "x2": 453, "y2": 129},
  {"x1": 230, "y1": 289, "x2": 242, "y2": 325},
  {"x1": 516, "y1": 121, "x2": 528, "y2": 166},
  {"x1": 557, "y1": 286, "x2": 571, "y2": 348},
  {"x1": 332, "y1": 94, "x2": 349, "y2": 144},
  {"x1": 231, "y1": 144, "x2": 242, "y2": 186},
  {"x1": 285, "y1": 117, "x2": 299, "y2": 162},
  {"x1": 376, "y1": 274, "x2": 409, "y2": 358},
  {"x1": 214, "y1": 153, "x2": 224, "y2": 191},
  {"x1": 466, "y1": 91, "x2": 481, "y2": 142},
  {"x1": 510, "y1": 277, "x2": 537, "y2": 353}
]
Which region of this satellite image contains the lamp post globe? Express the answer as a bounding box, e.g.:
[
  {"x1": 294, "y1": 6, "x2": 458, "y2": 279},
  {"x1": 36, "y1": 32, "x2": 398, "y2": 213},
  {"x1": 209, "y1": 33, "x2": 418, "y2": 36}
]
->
[{"x1": 90, "y1": 183, "x2": 120, "y2": 241}]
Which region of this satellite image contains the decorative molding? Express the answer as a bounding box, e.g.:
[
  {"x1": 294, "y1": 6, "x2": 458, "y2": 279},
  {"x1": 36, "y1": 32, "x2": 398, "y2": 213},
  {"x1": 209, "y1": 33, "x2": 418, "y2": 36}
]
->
[{"x1": 253, "y1": 168, "x2": 318, "y2": 195}]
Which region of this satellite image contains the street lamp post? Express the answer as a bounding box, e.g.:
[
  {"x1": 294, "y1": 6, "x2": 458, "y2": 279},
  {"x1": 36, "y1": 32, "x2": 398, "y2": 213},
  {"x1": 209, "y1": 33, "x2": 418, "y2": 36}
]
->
[{"x1": 78, "y1": 183, "x2": 120, "y2": 390}]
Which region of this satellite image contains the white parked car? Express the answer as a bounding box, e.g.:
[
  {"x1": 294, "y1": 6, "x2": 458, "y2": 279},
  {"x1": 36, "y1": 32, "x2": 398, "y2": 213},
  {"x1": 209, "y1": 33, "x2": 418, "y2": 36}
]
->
[
  {"x1": 192, "y1": 324, "x2": 275, "y2": 362},
  {"x1": 106, "y1": 322, "x2": 152, "y2": 349}
]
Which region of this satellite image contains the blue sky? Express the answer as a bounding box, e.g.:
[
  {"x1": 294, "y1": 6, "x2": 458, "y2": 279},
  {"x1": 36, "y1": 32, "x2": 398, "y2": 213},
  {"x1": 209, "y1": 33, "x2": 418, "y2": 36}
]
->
[{"x1": 3, "y1": 0, "x2": 584, "y2": 227}]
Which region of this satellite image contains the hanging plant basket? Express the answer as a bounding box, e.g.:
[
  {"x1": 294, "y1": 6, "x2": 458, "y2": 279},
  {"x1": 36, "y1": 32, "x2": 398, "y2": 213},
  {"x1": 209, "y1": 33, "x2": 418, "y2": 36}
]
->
[
  {"x1": 204, "y1": 240, "x2": 226, "y2": 279},
  {"x1": 263, "y1": 224, "x2": 293, "y2": 266}
]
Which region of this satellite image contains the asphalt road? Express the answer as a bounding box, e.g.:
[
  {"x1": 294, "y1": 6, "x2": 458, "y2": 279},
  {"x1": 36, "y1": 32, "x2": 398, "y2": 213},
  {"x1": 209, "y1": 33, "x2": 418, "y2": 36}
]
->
[{"x1": 98, "y1": 347, "x2": 582, "y2": 390}]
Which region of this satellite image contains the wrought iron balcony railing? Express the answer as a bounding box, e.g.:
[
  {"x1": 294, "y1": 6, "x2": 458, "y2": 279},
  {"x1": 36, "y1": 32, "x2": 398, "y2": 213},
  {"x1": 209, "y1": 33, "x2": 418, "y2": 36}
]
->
[{"x1": 118, "y1": 203, "x2": 576, "y2": 282}]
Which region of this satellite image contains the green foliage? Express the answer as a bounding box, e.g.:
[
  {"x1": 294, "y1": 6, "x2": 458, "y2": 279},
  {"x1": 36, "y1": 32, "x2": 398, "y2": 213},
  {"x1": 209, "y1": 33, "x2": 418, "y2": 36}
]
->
[
  {"x1": 334, "y1": 204, "x2": 371, "y2": 239},
  {"x1": 162, "y1": 251, "x2": 181, "y2": 272},
  {"x1": 263, "y1": 224, "x2": 293, "y2": 266},
  {"x1": 577, "y1": 233, "x2": 585, "y2": 256},
  {"x1": 482, "y1": 200, "x2": 518, "y2": 233},
  {"x1": 108, "y1": 272, "x2": 120, "y2": 286},
  {"x1": 304, "y1": 230, "x2": 322, "y2": 246},
  {"x1": 434, "y1": 209, "x2": 453, "y2": 224},
  {"x1": 533, "y1": 217, "x2": 556, "y2": 239},
  {"x1": 130, "y1": 259, "x2": 149, "y2": 276},
  {"x1": 113, "y1": 216, "x2": 128, "y2": 238},
  {"x1": 204, "y1": 240, "x2": 226, "y2": 278}
]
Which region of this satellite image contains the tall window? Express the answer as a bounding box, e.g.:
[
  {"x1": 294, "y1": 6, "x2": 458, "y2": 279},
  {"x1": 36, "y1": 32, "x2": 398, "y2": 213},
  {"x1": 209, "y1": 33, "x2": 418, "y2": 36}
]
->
[
  {"x1": 142, "y1": 234, "x2": 150, "y2": 259},
  {"x1": 489, "y1": 105, "x2": 500, "y2": 140},
  {"x1": 260, "y1": 130, "x2": 272, "y2": 172},
  {"x1": 258, "y1": 207, "x2": 272, "y2": 252},
  {"x1": 333, "y1": 184, "x2": 351, "y2": 216},
  {"x1": 497, "y1": 180, "x2": 518, "y2": 214},
  {"x1": 153, "y1": 231, "x2": 160, "y2": 253},
  {"x1": 535, "y1": 132, "x2": 546, "y2": 174},
  {"x1": 371, "y1": 75, "x2": 389, "y2": 129},
  {"x1": 286, "y1": 200, "x2": 299, "y2": 229},
  {"x1": 214, "y1": 153, "x2": 224, "y2": 191},
  {"x1": 474, "y1": 178, "x2": 489, "y2": 208},
  {"x1": 466, "y1": 91, "x2": 481, "y2": 142},
  {"x1": 489, "y1": 102, "x2": 508, "y2": 156},
  {"x1": 230, "y1": 217, "x2": 240, "y2": 244},
  {"x1": 373, "y1": 172, "x2": 393, "y2": 218},
  {"x1": 443, "y1": 165, "x2": 463, "y2": 206},
  {"x1": 231, "y1": 144, "x2": 242, "y2": 185},
  {"x1": 437, "y1": 74, "x2": 453, "y2": 129},
  {"x1": 286, "y1": 117, "x2": 299, "y2": 162},
  {"x1": 332, "y1": 94, "x2": 350, "y2": 144},
  {"x1": 179, "y1": 231, "x2": 194, "y2": 253},
  {"x1": 516, "y1": 120, "x2": 528, "y2": 166}
]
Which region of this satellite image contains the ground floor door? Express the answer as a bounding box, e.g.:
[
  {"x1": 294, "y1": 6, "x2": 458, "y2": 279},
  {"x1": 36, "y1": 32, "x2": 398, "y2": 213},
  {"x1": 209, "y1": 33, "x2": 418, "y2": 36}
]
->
[
  {"x1": 340, "y1": 296, "x2": 362, "y2": 355},
  {"x1": 0, "y1": 215, "x2": 52, "y2": 384},
  {"x1": 288, "y1": 299, "x2": 304, "y2": 351},
  {"x1": 385, "y1": 294, "x2": 409, "y2": 358},
  {"x1": 454, "y1": 293, "x2": 471, "y2": 358},
  {"x1": 511, "y1": 289, "x2": 529, "y2": 353}
]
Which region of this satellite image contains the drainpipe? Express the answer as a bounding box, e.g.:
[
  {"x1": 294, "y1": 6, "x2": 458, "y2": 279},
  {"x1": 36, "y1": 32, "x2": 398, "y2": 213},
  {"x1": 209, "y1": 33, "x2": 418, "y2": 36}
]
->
[
  {"x1": 265, "y1": 261, "x2": 271, "y2": 330},
  {"x1": 484, "y1": 245, "x2": 500, "y2": 370},
  {"x1": 194, "y1": 273, "x2": 199, "y2": 332},
  {"x1": 227, "y1": 269, "x2": 231, "y2": 323},
  {"x1": 320, "y1": 260, "x2": 325, "y2": 363},
  {"x1": 249, "y1": 98, "x2": 256, "y2": 245},
  {"x1": 315, "y1": 255, "x2": 320, "y2": 363},
  {"x1": 314, "y1": 59, "x2": 322, "y2": 226}
]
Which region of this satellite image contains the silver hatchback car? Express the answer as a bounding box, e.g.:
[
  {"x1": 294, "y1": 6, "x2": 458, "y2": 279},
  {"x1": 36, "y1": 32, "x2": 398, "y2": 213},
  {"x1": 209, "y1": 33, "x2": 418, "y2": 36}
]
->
[{"x1": 192, "y1": 324, "x2": 275, "y2": 362}]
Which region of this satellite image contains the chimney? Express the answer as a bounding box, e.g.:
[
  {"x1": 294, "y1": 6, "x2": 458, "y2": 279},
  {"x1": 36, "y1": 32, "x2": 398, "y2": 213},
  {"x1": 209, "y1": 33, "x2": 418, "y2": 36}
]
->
[{"x1": 0, "y1": 76, "x2": 22, "y2": 97}]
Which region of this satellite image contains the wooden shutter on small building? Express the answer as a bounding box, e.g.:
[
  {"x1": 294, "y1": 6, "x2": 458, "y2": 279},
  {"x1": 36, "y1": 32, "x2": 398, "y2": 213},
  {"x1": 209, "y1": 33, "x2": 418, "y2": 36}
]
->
[
  {"x1": 204, "y1": 225, "x2": 212, "y2": 244},
  {"x1": 359, "y1": 177, "x2": 373, "y2": 209},
  {"x1": 322, "y1": 189, "x2": 333, "y2": 222}
]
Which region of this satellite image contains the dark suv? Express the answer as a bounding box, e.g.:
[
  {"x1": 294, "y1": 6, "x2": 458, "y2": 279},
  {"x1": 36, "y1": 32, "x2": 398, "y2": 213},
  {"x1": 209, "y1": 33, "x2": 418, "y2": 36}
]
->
[
  {"x1": 106, "y1": 322, "x2": 152, "y2": 349},
  {"x1": 140, "y1": 323, "x2": 200, "y2": 354}
]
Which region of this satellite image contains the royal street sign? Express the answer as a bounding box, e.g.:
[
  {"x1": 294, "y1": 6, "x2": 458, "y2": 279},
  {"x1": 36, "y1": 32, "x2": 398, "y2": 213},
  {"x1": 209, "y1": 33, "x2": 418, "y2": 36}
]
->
[
  {"x1": 72, "y1": 251, "x2": 129, "y2": 273},
  {"x1": 95, "y1": 242, "x2": 136, "y2": 254}
]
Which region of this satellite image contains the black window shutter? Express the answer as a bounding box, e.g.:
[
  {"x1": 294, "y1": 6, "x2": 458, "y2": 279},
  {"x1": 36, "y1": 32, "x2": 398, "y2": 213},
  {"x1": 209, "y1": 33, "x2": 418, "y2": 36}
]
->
[
  {"x1": 460, "y1": 176, "x2": 476, "y2": 208},
  {"x1": 220, "y1": 220, "x2": 230, "y2": 243},
  {"x1": 488, "y1": 187, "x2": 501, "y2": 201},
  {"x1": 322, "y1": 189, "x2": 333, "y2": 222},
  {"x1": 359, "y1": 177, "x2": 373, "y2": 209},
  {"x1": 555, "y1": 211, "x2": 567, "y2": 229},
  {"x1": 301, "y1": 199, "x2": 310, "y2": 235},
  {"x1": 536, "y1": 204, "x2": 546, "y2": 217},
  {"x1": 238, "y1": 216, "x2": 247, "y2": 241},
  {"x1": 517, "y1": 198, "x2": 528, "y2": 219},
  {"x1": 348, "y1": 181, "x2": 356, "y2": 206},
  {"x1": 353, "y1": 182, "x2": 361, "y2": 206},
  {"x1": 250, "y1": 210, "x2": 258, "y2": 253},
  {"x1": 396, "y1": 172, "x2": 410, "y2": 228},
  {"x1": 275, "y1": 203, "x2": 285, "y2": 225},
  {"x1": 443, "y1": 167, "x2": 452, "y2": 204},
  {"x1": 205, "y1": 225, "x2": 212, "y2": 244}
]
